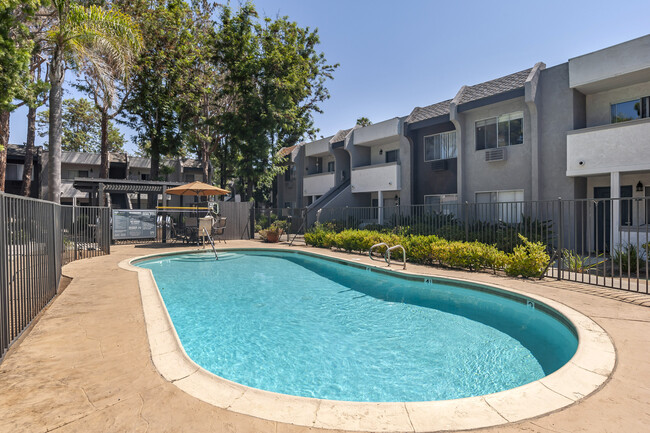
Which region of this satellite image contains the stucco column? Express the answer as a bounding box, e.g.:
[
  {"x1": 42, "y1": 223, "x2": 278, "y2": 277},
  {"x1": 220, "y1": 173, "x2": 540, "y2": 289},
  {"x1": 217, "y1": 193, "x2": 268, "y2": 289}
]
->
[
  {"x1": 610, "y1": 171, "x2": 620, "y2": 249},
  {"x1": 378, "y1": 190, "x2": 384, "y2": 225}
]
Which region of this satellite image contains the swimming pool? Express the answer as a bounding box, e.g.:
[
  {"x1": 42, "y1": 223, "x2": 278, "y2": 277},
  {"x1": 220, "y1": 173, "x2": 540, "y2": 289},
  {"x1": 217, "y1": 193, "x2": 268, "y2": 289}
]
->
[{"x1": 137, "y1": 249, "x2": 578, "y2": 403}]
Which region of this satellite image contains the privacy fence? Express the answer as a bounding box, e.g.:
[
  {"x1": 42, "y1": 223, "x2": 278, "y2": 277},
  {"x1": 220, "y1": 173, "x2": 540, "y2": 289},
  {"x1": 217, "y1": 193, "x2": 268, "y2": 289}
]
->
[
  {"x1": 256, "y1": 198, "x2": 650, "y2": 293},
  {"x1": 0, "y1": 192, "x2": 110, "y2": 362}
]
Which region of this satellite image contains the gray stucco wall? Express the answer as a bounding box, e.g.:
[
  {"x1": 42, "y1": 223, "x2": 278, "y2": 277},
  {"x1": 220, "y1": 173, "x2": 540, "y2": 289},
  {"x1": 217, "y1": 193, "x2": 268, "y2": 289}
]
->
[
  {"x1": 459, "y1": 96, "x2": 533, "y2": 202},
  {"x1": 537, "y1": 63, "x2": 582, "y2": 201},
  {"x1": 407, "y1": 120, "x2": 457, "y2": 204}
]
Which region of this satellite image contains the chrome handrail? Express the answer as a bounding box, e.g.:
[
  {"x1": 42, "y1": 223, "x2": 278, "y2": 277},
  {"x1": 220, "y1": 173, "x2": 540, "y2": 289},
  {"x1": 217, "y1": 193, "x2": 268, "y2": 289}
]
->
[
  {"x1": 202, "y1": 227, "x2": 218, "y2": 260},
  {"x1": 386, "y1": 245, "x2": 406, "y2": 269},
  {"x1": 369, "y1": 242, "x2": 389, "y2": 264}
]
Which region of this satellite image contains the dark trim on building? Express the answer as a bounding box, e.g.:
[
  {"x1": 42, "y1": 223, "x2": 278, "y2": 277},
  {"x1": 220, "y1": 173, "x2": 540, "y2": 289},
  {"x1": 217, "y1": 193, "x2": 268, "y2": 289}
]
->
[{"x1": 457, "y1": 88, "x2": 525, "y2": 113}]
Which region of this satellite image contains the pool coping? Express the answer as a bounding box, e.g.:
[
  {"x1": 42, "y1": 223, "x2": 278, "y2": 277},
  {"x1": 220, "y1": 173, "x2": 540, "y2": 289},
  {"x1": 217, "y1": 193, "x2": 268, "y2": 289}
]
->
[{"x1": 118, "y1": 247, "x2": 616, "y2": 433}]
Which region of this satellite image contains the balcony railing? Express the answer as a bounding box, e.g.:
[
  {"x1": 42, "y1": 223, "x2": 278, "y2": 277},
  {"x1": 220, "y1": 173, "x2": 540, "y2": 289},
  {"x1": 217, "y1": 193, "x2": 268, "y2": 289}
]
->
[
  {"x1": 303, "y1": 172, "x2": 335, "y2": 196},
  {"x1": 567, "y1": 118, "x2": 650, "y2": 176},
  {"x1": 351, "y1": 162, "x2": 400, "y2": 193}
]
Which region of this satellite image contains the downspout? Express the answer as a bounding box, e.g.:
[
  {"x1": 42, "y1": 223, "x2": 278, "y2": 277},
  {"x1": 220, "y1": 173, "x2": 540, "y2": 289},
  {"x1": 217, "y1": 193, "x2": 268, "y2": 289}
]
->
[
  {"x1": 525, "y1": 62, "x2": 546, "y2": 201},
  {"x1": 450, "y1": 85, "x2": 467, "y2": 204}
]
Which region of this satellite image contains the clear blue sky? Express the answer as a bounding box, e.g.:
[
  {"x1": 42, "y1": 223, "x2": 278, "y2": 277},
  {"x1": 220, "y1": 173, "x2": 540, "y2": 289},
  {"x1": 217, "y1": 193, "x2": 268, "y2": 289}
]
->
[{"x1": 9, "y1": 0, "x2": 650, "y2": 153}]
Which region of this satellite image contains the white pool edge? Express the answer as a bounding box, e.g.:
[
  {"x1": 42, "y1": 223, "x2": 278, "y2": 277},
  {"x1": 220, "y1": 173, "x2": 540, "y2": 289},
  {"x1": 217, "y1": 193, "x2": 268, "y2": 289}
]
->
[{"x1": 118, "y1": 248, "x2": 616, "y2": 433}]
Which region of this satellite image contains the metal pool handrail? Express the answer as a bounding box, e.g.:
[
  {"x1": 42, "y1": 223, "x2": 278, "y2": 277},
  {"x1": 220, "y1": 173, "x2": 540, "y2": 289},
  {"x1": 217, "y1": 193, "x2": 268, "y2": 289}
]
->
[
  {"x1": 386, "y1": 245, "x2": 406, "y2": 269},
  {"x1": 202, "y1": 227, "x2": 219, "y2": 260},
  {"x1": 369, "y1": 242, "x2": 389, "y2": 264}
]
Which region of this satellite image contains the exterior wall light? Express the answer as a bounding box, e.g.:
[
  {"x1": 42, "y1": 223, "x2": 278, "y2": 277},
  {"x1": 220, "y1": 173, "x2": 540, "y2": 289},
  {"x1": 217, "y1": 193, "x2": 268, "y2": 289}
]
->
[
  {"x1": 637, "y1": 181, "x2": 644, "y2": 192},
  {"x1": 379, "y1": 149, "x2": 383, "y2": 155}
]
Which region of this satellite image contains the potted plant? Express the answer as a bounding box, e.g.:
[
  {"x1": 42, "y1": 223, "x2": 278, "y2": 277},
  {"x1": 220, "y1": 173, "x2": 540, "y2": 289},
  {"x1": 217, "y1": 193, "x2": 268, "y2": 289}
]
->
[{"x1": 261, "y1": 220, "x2": 289, "y2": 243}]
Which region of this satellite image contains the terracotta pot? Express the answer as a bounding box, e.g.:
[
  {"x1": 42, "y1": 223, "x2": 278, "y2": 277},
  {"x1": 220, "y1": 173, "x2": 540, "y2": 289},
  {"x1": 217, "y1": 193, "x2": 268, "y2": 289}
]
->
[{"x1": 266, "y1": 231, "x2": 281, "y2": 243}]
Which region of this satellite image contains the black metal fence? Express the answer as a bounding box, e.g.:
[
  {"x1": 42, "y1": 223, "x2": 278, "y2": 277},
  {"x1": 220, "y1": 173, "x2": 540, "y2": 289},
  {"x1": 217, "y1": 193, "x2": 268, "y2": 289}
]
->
[
  {"x1": 265, "y1": 198, "x2": 649, "y2": 293},
  {"x1": 0, "y1": 192, "x2": 110, "y2": 362}
]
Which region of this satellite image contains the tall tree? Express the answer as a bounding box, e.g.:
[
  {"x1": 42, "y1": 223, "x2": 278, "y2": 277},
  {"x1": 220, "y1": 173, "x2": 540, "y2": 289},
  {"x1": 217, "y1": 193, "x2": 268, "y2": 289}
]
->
[
  {"x1": 0, "y1": 0, "x2": 41, "y2": 192},
  {"x1": 75, "y1": 2, "x2": 140, "y2": 178},
  {"x1": 356, "y1": 117, "x2": 372, "y2": 127},
  {"x1": 45, "y1": 0, "x2": 139, "y2": 202},
  {"x1": 37, "y1": 97, "x2": 125, "y2": 152},
  {"x1": 122, "y1": 0, "x2": 198, "y2": 192},
  {"x1": 214, "y1": 2, "x2": 337, "y2": 200},
  {"x1": 20, "y1": 40, "x2": 50, "y2": 196}
]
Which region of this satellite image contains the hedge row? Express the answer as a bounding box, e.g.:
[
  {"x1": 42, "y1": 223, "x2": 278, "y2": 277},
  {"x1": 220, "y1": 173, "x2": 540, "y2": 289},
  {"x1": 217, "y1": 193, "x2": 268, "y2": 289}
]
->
[{"x1": 305, "y1": 227, "x2": 549, "y2": 278}]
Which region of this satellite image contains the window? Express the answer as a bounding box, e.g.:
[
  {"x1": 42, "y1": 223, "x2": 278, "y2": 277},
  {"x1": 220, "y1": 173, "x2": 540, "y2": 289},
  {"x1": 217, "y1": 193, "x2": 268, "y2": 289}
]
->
[
  {"x1": 385, "y1": 149, "x2": 399, "y2": 163},
  {"x1": 284, "y1": 166, "x2": 292, "y2": 181},
  {"x1": 424, "y1": 194, "x2": 458, "y2": 214},
  {"x1": 475, "y1": 112, "x2": 523, "y2": 150},
  {"x1": 141, "y1": 173, "x2": 150, "y2": 181},
  {"x1": 611, "y1": 97, "x2": 649, "y2": 123},
  {"x1": 6, "y1": 164, "x2": 23, "y2": 181},
  {"x1": 184, "y1": 174, "x2": 196, "y2": 182},
  {"x1": 327, "y1": 161, "x2": 335, "y2": 172},
  {"x1": 64, "y1": 170, "x2": 89, "y2": 179},
  {"x1": 424, "y1": 131, "x2": 457, "y2": 161},
  {"x1": 475, "y1": 189, "x2": 524, "y2": 223}
]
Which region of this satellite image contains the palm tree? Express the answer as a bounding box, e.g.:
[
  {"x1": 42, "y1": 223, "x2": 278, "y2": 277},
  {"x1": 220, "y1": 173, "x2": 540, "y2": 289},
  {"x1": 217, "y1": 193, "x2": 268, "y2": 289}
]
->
[{"x1": 46, "y1": 1, "x2": 141, "y2": 203}]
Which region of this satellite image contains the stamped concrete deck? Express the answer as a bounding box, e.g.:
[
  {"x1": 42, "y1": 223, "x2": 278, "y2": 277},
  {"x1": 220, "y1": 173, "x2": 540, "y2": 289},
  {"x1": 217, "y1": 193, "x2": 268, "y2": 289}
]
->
[{"x1": 1, "y1": 241, "x2": 649, "y2": 432}]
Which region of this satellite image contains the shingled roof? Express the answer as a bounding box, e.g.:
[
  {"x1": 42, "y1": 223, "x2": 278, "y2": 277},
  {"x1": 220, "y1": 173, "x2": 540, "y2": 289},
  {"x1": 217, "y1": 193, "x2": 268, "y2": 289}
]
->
[
  {"x1": 277, "y1": 143, "x2": 303, "y2": 158},
  {"x1": 405, "y1": 99, "x2": 452, "y2": 124},
  {"x1": 458, "y1": 68, "x2": 532, "y2": 105},
  {"x1": 331, "y1": 128, "x2": 353, "y2": 143}
]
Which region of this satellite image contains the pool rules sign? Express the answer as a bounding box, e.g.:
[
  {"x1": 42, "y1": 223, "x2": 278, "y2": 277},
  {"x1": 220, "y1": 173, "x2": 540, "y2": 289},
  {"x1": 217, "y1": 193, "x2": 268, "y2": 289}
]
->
[{"x1": 112, "y1": 209, "x2": 157, "y2": 240}]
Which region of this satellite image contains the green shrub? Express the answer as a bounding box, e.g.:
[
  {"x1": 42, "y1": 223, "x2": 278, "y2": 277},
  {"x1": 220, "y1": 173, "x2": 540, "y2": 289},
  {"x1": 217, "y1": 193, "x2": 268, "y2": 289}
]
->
[
  {"x1": 504, "y1": 235, "x2": 550, "y2": 278},
  {"x1": 304, "y1": 226, "x2": 336, "y2": 248},
  {"x1": 402, "y1": 235, "x2": 439, "y2": 264},
  {"x1": 613, "y1": 244, "x2": 643, "y2": 274}
]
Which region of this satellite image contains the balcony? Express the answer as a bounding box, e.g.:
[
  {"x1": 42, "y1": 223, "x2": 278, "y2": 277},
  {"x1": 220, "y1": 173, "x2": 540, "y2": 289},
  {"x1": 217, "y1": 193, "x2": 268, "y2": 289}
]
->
[
  {"x1": 303, "y1": 172, "x2": 335, "y2": 196},
  {"x1": 351, "y1": 162, "x2": 401, "y2": 193},
  {"x1": 566, "y1": 118, "x2": 650, "y2": 176}
]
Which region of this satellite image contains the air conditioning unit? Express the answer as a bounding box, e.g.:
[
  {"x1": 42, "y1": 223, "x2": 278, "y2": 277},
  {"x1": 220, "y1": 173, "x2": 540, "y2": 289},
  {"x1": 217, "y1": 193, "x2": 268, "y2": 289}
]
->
[
  {"x1": 430, "y1": 160, "x2": 448, "y2": 171},
  {"x1": 485, "y1": 148, "x2": 507, "y2": 162}
]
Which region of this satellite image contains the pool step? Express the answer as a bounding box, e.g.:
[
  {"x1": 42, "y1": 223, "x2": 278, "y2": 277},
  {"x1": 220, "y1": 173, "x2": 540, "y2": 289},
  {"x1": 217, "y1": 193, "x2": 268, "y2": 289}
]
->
[{"x1": 170, "y1": 253, "x2": 242, "y2": 263}]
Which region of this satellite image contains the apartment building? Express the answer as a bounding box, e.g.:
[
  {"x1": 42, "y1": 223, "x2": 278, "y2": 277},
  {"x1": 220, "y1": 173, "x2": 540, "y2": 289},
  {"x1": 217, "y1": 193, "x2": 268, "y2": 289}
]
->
[
  {"x1": 565, "y1": 35, "x2": 650, "y2": 249},
  {"x1": 274, "y1": 33, "x2": 650, "y2": 247},
  {"x1": 0, "y1": 147, "x2": 206, "y2": 207}
]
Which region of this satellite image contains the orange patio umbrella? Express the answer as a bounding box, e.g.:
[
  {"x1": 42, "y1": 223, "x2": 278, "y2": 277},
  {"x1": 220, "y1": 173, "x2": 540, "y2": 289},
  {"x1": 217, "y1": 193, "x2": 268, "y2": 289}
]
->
[{"x1": 165, "y1": 181, "x2": 230, "y2": 197}]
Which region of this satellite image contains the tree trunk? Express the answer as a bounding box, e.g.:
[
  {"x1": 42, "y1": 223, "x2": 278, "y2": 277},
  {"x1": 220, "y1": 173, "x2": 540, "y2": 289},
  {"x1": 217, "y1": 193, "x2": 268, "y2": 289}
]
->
[
  {"x1": 21, "y1": 105, "x2": 37, "y2": 196},
  {"x1": 148, "y1": 145, "x2": 160, "y2": 208},
  {"x1": 48, "y1": 49, "x2": 64, "y2": 204},
  {"x1": 99, "y1": 110, "x2": 109, "y2": 178},
  {"x1": 201, "y1": 141, "x2": 210, "y2": 184},
  {"x1": 0, "y1": 111, "x2": 8, "y2": 192}
]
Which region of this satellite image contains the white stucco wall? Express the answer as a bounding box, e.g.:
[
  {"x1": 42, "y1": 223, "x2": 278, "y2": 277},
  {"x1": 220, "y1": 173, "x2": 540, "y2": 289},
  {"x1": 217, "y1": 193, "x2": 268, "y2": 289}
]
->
[
  {"x1": 303, "y1": 172, "x2": 335, "y2": 196},
  {"x1": 586, "y1": 81, "x2": 650, "y2": 127},
  {"x1": 351, "y1": 163, "x2": 401, "y2": 193},
  {"x1": 569, "y1": 34, "x2": 650, "y2": 91},
  {"x1": 369, "y1": 140, "x2": 401, "y2": 165},
  {"x1": 566, "y1": 118, "x2": 650, "y2": 176},
  {"x1": 304, "y1": 137, "x2": 332, "y2": 157}
]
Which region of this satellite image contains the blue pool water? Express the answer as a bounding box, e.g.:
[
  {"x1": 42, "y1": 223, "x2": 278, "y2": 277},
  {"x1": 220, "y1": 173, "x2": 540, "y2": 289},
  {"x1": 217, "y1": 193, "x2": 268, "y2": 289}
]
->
[{"x1": 138, "y1": 250, "x2": 577, "y2": 402}]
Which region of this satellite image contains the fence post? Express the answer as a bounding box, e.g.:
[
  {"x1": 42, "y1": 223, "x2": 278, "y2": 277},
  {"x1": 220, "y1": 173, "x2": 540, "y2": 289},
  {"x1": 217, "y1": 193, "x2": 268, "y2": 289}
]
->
[
  {"x1": 73, "y1": 204, "x2": 78, "y2": 260},
  {"x1": 464, "y1": 201, "x2": 470, "y2": 242},
  {"x1": 557, "y1": 197, "x2": 563, "y2": 281},
  {"x1": 0, "y1": 193, "x2": 8, "y2": 359}
]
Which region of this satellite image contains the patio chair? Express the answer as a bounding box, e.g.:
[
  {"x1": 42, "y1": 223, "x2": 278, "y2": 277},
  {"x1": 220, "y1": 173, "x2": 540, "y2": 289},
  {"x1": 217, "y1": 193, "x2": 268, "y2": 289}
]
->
[{"x1": 211, "y1": 217, "x2": 227, "y2": 243}]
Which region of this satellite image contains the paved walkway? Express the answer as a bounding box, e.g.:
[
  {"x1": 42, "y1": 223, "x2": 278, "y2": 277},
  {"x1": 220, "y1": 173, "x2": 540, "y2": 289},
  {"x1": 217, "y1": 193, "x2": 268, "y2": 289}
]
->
[{"x1": 1, "y1": 241, "x2": 649, "y2": 432}]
